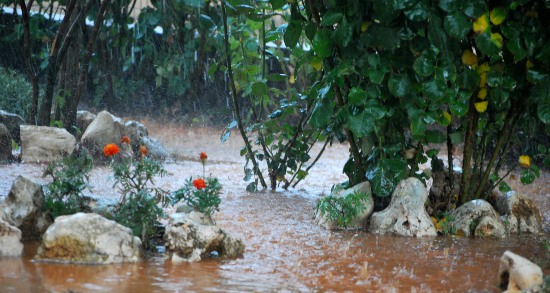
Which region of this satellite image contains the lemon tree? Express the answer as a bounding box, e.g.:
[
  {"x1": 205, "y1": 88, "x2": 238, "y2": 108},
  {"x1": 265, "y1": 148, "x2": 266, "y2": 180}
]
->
[{"x1": 219, "y1": 0, "x2": 549, "y2": 210}]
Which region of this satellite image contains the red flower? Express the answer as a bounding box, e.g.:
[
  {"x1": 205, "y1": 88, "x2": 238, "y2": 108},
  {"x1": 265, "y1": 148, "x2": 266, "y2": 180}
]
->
[
  {"x1": 200, "y1": 152, "x2": 208, "y2": 161},
  {"x1": 121, "y1": 136, "x2": 131, "y2": 144},
  {"x1": 140, "y1": 145, "x2": 148, "y2": 156},
  {"x1": 103, "y1": 143, "x2": 120, "y2": 157},
  {"x1": 193, "y1": 178, "x2": 206, "y2": 190}
]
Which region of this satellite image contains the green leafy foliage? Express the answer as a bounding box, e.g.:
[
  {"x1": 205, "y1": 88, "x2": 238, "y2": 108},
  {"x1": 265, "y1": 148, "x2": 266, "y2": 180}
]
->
[
  {"x1": 112, "y1": 156, "x2": 169, "y2": 248},
  {"x1": 0, "y1": 66, "x2": 36, "y2": 121},
  {"x1": 316, "y1": 192, "x2": 367, "y2": 228},
  {"x1": 43, "y1": 149, "x2": 93, "y2": 219}
]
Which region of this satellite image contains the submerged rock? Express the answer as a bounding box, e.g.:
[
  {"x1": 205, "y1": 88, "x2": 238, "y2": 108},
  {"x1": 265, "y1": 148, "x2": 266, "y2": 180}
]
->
[
  {"x1": 314, "y1": 181, "x2": 374, "y2": 230},
  {"x1": 34, "y1": 213, "x2": 141, "y2": 264},
  {"x1": 164, "y1": 212, "x2": 244, "y2": 262},
  {"x1": 368, "y1": 178, "x2": 436, "y2": 237},
  {"x1": 0, "y1": 218, "x2": 23, "y2": 257},
  {"x1": 20, "y1": 125, "x2": 76, "y2": 163},
  {"x1": 495, "y1": 191, "x2": 542, "y2": 234},
  {"x1": 474, "y1": 216, "x2": 506, "y2": 238},
  {"x1": 449, "y1": 199, "x2": 502, "y2": 237},
  {"x1": 498, "y1": 250, "x2": 543, "y2": 292},
  {"x1": 0, "y1": 175, "x2": 51, "y2": 240}
]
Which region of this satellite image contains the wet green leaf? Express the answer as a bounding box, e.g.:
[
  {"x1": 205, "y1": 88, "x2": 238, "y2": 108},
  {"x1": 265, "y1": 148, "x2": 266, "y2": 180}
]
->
[
  {"x1": 475, "y1": 32, "x2": 501, "y2": 57},
  {"x1": 388, "y1": 74, "x2": 412, "y2": 97},
  {"x1": 331, "y1": 17, "x2": 354, "y2": 47},
  {"x1": 444, "y1": 12, "x2": 470, "y2": 39},
  {"x1": 425, "y1": 130, "x2": 446, "y2": 143},
  {"x1": 284, "y1": 21, "x2": 302, "y2": 48},
  {"x1": 413, "y1": 55, "x2": 435, "y2": 77},
  {"x1": 313, "y1": 29, "x2": 332, "y2": 58},
  {"x1": 422, "y1": 77, "x2": 447, "y2": 102},
  {"x1": 320, "y1": 10, "x2": 343, "y2": 26}
]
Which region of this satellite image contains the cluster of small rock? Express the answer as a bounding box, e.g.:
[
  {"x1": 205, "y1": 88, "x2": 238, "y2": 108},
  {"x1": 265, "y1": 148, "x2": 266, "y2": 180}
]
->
[
  {"x1": 0, "y1": 109, "x2": 244, "y2": 264},
  {"x1": 314, "y1": 177, "x2": 546, "y2": 291}
]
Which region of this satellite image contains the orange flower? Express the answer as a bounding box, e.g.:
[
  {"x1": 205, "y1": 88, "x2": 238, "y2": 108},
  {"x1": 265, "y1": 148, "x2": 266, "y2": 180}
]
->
[
  {"x1": 103, "y1": 143, "x2": 120, "y2": 157},
  {"x1": 140, "y1": 145, "x2": 148, "y2": 156},
  {"x1": 200, "y1": 152, "x2": 208, "y2": 161},
  {"x1": 193, "y1": 178, "x2": 206, "y2": 189},
  {"x1": 121, "y1": 136, "x2": 130, "y2": 144}
]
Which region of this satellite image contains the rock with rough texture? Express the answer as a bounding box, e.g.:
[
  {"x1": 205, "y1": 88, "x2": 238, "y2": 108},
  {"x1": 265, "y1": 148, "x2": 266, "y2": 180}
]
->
[
  {"x1": 20, "y1": 125, "x2": 76, "y2": 163},
  {"x1": 474, "y1": 216, "x2": 506, "y2": 238},
  {"x1": 0, "y1": 175, "x2": 51, "y2": 240},
  {"x1": 142, "y1": 136, "x2": 168, "y2": 160},
  {"x1": 449, "y1": 199, "x2": 501, "y2": 237},
  {"x1": 76, "y1": 111, "x2": 97, "y2": 138},
  {"x1": 124, "y1": 120, "x2": 149, "y2": 146},
  {"x1": 34, "y1": 213, "x2": 142, "y2": 264},
  {"x1": 164, "y1": 212, "x2": 245, "y2": 262},
  {"x1": 498, "y1": 250, "x2": 543, "y2": 292},
  {"x1": 315, "y1": 181, "x2": 374, "y2": 230},
  {"x1": 0, "y1": 124, "x2": 13, "y2": 162},
  {"x1": 368, "y1": 178, "x2": 437, "y2": 237},
  {"x1": 0, "y1": 110, "x2": 25, "y2": 144},
  {"x1": 80, "y1": 110, "x2": 125, "y2": 158},
  {"x1": 0, "y1": 218, "x2": 23, "y2": 257},
  {"x1": 495, "y1": 191, "x2": 542, "y2": 234}
]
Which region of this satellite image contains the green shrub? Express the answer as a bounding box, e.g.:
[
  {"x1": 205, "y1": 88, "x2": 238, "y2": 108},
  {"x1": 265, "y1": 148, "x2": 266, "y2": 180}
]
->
[
  {"x1": 43, "y1": 149, "x2": 93, "y2": 219},
  {"x1": 110, "y1": 153, "x2": 170, "y2": 249},
  {"x1": 316, "y1": 192, "x2": 367, "y2": 229},
  {"x1": 171, "y1": 177, "x2": 222, "y2": 217},
  {"x1": 0, "y1": 66, "x2": 35, "y2": 121}
]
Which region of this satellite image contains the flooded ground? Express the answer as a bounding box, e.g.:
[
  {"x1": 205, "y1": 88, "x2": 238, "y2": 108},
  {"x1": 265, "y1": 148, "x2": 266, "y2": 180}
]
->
[{"x1": 0, "y1": 117, "x2": 548, "y2": 292}]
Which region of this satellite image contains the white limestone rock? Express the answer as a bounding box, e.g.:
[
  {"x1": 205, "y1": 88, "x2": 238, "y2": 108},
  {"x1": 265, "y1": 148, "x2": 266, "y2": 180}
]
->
[
  {"x1": 20, "y1": 125, "x2": 76, "y2": 163},
  {"x1": 498, "y1": 250, "x2": 543, "y2": 292},
  {"x1": 0, "y1": 218, "x2": 23, "y2": 257},
  {"x1": 368, "y1": 178, "x2": 437, "y2": 237}
]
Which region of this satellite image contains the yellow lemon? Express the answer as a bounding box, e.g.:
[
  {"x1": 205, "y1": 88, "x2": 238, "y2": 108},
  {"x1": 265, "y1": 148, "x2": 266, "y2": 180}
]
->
[
  {"x1": 490, "y1": 7, "x2": 506, "y2": 25},
  {"x1": 477, "y1": 88, "x2": 488, "y2": 100},
  {"x1": 479, "y1": 72, "x2": 487, "y2": 87},
  {"x1": 477, "y1": 62, "x2": 490, "y2": 74},
  {"x1": 311, "y1": 57, "x2": 323, "y2": 71},
  {"x1": 289, "y1": 74, "x2": 295, "y2": 84},
  {"x1": 462, "y1": 49, "x2": 478, "y2": 67},
  {"x1": 526, "y1": 60, "x2": 534, "y2": 69},
  {"x1": 442, "y1": 111, "x2": 452, "y2": 125},
  {"x1": 518, "y1": 155, "x2": 531, "y2": 168},
  {"x1": 473, "y1": 13, "x2": 490, "y2": 34},
  {"x1": 491, "y1": 33, "x2": 504, "y2": 48},
  {"x1": 361, "y1": 21, "x2": 370, "y2": 33},
  {"x1": 475, "y1": 101, "x2": 488, "y2": 113}
]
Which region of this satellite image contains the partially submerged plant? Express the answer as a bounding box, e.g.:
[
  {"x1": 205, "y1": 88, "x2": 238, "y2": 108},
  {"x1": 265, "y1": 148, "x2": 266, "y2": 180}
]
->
[
  {"x1": 316, "y1": 191, "x2": 367, "y2": 229},
  {"x1": 106, "y1": 138, "x2": 170, "y2": 248},
  {"x1": 172, "y1": 152, "x2": 222, "y2": 217}
]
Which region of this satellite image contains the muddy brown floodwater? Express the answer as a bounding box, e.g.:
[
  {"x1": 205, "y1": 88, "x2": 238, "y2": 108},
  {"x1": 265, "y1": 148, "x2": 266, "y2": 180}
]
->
[{"x1": 0, "y1": 117, "x2": 548, "y2": 292}]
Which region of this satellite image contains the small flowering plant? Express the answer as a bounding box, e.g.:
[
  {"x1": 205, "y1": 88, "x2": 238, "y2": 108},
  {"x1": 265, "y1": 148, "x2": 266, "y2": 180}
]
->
[
  {"x1": 172, "y1": 152, "x2": 222, "y2": 217},
  {"x1": 103, "y1": 137, "x2": 169, "y2": 248}
]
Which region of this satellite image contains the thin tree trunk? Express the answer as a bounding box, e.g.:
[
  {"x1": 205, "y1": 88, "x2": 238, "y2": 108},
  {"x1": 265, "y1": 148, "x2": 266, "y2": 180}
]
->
[
  {"x1": 19, "y1": 0, "x2": 39, "y2": 124},
  {"x1": 63, "y1": 0, "x2": 110, "y2": 133},
  {"x1": 459, "y1": 93, "x2": 479, "y2": 205},
  {"x1": 221, "y1": 1, "x2": 267, "y2": 189}
]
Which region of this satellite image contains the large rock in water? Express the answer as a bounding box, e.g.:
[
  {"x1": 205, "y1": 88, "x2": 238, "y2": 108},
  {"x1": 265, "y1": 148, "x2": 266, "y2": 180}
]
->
[
  {"x1": 0, "y1": 218, "x2": 23, "y2": 257},
  {"x1": 20, "y1": 125, "x2": 76, "y2": 163},
  {"x1": 448, "y1": 199, "x2": 505, "y2": 238},
  {"x1": 368, "y1": 178, "x2": 437, "y2": 237},
  {"x1": 164, "y1": 212, "x2": 245, "y2": 262},
  {"x1": 314, "y1": 181, "x2": 374, "y2": 230},
  {"x1": 80, "y1": 110, "x2": 125, "y2": 158},
  {"x1": 0, "y1": 175, "x2": 51, "y2": 240},
  {"x1": 34, "y1": 213, "x2": 142, "y2": 264},
  {"x1": 0, "y1": 124, "x2": 13, "y2": 162},
  {"x1": 498, "y1": 250, "x2": 543, "y2": 292},
  {"x1": 0, "y1": 110, "x2": 25, "y2": 144},
  {"x1": 495, "y1": 191, "x2": 543, "y2": 234}
]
